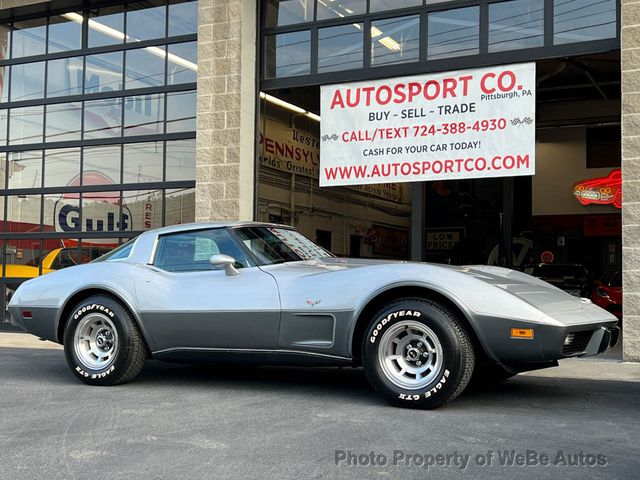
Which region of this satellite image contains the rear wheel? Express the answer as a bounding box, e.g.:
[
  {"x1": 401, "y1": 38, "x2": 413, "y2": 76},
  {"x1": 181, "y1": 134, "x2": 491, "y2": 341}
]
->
[
  {"x1": 63, "y1": 295, "x2": 146, "y2": 385},
  {"x1": 362, "y1": 298, "x2": 475, "y2": 409}
]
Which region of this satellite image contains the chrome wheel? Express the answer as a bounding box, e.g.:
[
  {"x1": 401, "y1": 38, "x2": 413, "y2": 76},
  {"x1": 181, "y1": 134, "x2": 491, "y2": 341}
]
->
[
  {"x1": 377, "y1": 320, "x2": 444, "y2": 390},
  {"x1": 73, "y1": 313, "x2": 119, "y2": 370}
]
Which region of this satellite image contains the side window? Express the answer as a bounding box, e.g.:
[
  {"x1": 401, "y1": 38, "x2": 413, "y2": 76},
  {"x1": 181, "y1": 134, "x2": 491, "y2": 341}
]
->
[{"x1": 154, "y1": 228, "x2": 252, "y2": 272}]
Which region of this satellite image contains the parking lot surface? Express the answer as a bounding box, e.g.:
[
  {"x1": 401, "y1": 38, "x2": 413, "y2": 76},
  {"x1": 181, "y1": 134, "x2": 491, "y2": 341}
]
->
[{"x1": 1, "y1": 341, "x2": 639, "y2": 480}]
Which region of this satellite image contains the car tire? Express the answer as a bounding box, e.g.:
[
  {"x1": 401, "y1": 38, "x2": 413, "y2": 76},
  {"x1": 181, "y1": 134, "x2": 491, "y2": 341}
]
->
[
  {"x1": 63, "y1": 295, "x2": 146, "y2": 386},
  {"x1": 362, "y1": 298, "x2": 475, "y2": 409}
]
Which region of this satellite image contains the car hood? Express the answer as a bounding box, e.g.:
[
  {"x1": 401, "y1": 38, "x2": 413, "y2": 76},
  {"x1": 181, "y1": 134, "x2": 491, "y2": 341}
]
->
[{"x1": 263, "y1": 259, "x2": 614, "y2": 326}]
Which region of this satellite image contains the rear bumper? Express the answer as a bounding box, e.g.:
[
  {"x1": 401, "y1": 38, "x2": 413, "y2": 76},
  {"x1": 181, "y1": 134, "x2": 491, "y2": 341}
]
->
[{"x1": 7, "y1": 305, "x2": 59, "y2": 342}]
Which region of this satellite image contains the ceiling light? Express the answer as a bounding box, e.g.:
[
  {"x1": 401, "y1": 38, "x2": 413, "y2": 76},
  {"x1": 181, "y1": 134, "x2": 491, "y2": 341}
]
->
[
  {"x1": 378, "y1": 36, "x2": 401, "y2": 52},
  {"x1": 62, "y1": 12, "x2": 197, "y2": 72},
  {"x1": 260, "y1": 92, "x2": 320, "y2": 122},
  {"x1": 371, "y1": 26, "x2": 383, "y2": 38}
]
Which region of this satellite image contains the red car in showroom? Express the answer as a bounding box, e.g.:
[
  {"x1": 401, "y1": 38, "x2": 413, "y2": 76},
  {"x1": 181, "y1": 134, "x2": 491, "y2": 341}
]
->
[{"x1": 592, "y1": 271, "x2": 622, "y2": 321}]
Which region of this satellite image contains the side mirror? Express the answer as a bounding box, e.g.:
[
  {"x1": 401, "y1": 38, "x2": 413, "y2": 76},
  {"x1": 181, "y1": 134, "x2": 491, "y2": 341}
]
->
[{"x1": 210, "y1": 254, "x2": 240, "y2": 276}]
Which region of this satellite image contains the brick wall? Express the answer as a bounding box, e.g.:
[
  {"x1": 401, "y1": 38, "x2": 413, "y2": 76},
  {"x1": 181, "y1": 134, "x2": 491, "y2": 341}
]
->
[
  {"x1": 622, "y1": 0, "x2": 640, "y2": 361},
  {"x1": 195, "y1": 0, "x2": 256, "y2": 222}
]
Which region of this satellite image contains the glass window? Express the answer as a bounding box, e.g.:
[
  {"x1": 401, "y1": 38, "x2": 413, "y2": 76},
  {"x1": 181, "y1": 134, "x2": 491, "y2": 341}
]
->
[
  {"x1": 169, "y1": 0, "x2": 198, "y2": 36},
  {"x1": 124, "y1": 93, "x2": 165, "y2": 136},
  {"x1": 83, "y1": 145, "x2": 121, "y2": 184},
  {"x1": 88, "y1": 6, "x2": 125, "y2": 48},
  {"x1": 47, "y1": 57, "x2": 83, "y2": 97},
  {"x1": 0, "y1": 64, "x2": 8, "y2": 103},
  {"x1": 428, "y1": 6, "x2": 479, "y2": 60},
  {"x1": 554, "y1": 0, "x2": 616, "y2": 45},
  {"x1": 48, "y1": 13, "x2": 82, "y2": 53},
  {"x1": 126, "y1": 2, "x2": 166, "y2": 42},
  {"x1": 43, "y1": 193, "x2": 77, "y2": 233},
  {"x1": 371, "y1": 15, "x2": 420, "y2": 67},
  {"x1": 125, "y1": 46, "x2": 166, "y2": 89},
  {"x1": 317, "y1": 0, "x2": 365, "y2": 21},
  {"x1": 45, "y1": 103, "x2": 82, "y2": 142},
  {"x1": 265, "y1": 31, "x2": 311, "y2": 78},
  {"x1": 123, "y1": 141, "x2": 163, "y2": 183},
  {"x1": 166, "y1": 91, "x2": 196, "y2": 134},
  {"x1": 166, "y1": 187, "x2": 195, "y2": 225},
  {"x1": 44, "y1": 147, "x2": 80, "y2": 187},
  {"x1": 370, "y1": 0, "x2": 421, "y2": 11},
  {"x1": 7, "y1": 150, "x2": 42, "y2": 189},
  {"x1": 123, "y1": 189, "x2": 163, "y2": 231},
  {"x1": 11, "y1": 19, "x2": 46, "y2": 58},
  {"x1": 10, "y1": 62, "x2": 45, "y2": 101},
  {"x1": 3, "y1": 238, "x2": 41, "y2": 272},
  {"x1": 6, "y1": 195, "x2": 41, "y2": 233},
  {"x1": 81, "y1": 191, "x2": 124, "y2": 233},
  {"x1": 84, "y1": 98, "x2": 122, "y2": 139},
  {"x1": 166, "y1": 139, "x2": 195, "y2": 181},
  {"x1": 154, "y1": 228, "x2": 252, "y2": 272},
  {"x1": 0, "y1": 110, "x2": 7, "y2": 145},
  {"x1": 264, "y1": 0, "x2": 313, "y2": 27},
  {"x1": 0, "y1": 152, "x2": 5, "y2": 188},
  {"x1": 318, "y1": 23, "x2": 364, "y2": 73},
  {"x1": 167, "y1": 41, "x2": 197, "y2": 85},
  {"x1": 489, "y1": 0, "x2": 544, "y2": 53},
  {"x1": 0, "y1": 25, "x2": 10, "y2": 63},
  {"x1": 9, "y1": 106, "x2": 44, "y2": 145},
  {"x1": 85, "y1": 51, "x2": 123, "y2": 93}
]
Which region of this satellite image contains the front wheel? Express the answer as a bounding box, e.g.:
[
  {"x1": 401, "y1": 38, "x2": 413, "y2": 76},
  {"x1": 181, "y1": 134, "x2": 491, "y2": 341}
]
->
[
  {"x1": 362, "y1": 298, "x2": 475, "y2": 409},
  {"x1": 63, "y1": 295, "x2": 146, "y2": 386}
]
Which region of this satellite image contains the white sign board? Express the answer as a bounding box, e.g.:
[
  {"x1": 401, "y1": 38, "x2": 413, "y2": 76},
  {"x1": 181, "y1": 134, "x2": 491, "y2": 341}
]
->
[{"x1": 320, "y1": 63, "x2": 536, "y2": 187}]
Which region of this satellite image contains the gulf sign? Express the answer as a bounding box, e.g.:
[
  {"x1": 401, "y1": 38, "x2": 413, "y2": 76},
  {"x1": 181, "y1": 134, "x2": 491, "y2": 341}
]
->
[
  {"x1": 53, "y1": 172, "x2": 133, "y2": 236},
  {"x1": 320, "y1": 63, "x2": 536, "y2": 186},
  {"x1": 573, "y1": 169, "x2": 622, "y2": 209}
]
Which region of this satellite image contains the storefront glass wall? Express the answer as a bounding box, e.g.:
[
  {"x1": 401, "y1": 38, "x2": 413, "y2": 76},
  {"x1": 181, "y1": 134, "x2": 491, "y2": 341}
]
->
[
  {"x1": 0, "y1": 0, "x2": 198, "y2": 316},
  {"x1": 259, "y1": 0, "x2": 621, "y2": 270}
]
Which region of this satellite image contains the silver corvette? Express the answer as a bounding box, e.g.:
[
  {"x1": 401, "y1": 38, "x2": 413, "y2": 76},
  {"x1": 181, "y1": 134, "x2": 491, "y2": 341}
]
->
[{"x1": 9, "y1": 222, "x2": 619, "y2": 409}]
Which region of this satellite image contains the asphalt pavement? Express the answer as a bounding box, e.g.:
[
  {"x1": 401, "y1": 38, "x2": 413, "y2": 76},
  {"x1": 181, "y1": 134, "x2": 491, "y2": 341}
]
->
[{"x1": 0, "y1": 336, "x2": 639, "y2": 480}]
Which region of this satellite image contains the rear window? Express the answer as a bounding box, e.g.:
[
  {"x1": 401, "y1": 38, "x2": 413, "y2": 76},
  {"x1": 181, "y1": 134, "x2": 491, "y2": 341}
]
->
[{"x1": 93, "y1": 238, "x2": 137, "y2": 262}]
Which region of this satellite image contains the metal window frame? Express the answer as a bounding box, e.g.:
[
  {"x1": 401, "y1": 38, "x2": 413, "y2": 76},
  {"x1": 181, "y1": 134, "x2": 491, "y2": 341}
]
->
[{"x1": 260, "y1": 0, "x2": 620, "y2": 90}]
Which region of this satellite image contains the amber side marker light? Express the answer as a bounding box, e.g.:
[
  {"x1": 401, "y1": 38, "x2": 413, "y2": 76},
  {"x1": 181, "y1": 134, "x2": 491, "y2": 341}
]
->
[{"x1": 511, "y1": 328, "x2": 534, "y2": 339}]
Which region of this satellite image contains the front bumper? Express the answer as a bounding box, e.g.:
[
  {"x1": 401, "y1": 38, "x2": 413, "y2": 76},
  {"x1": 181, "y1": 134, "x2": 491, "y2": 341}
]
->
[{"x1": 475, "y1": 315, "x2": 619, "y2": 365}]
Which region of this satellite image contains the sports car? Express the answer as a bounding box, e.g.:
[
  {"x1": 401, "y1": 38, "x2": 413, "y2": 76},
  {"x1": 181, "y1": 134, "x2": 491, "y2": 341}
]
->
[{"x1": 8, "y1": 222, "x2": 619, "y2": 409}]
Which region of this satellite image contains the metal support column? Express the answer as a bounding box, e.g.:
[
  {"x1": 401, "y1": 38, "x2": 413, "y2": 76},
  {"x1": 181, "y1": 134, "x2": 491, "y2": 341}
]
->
[{"x1": 411, "y1": 182, "x2": 425, "y2": 262}]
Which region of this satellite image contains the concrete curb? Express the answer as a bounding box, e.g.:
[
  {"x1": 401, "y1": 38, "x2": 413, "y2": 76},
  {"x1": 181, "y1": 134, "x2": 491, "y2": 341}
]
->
[{"x1": 0, "y1": 332, "x2": 62, "y2": 350}]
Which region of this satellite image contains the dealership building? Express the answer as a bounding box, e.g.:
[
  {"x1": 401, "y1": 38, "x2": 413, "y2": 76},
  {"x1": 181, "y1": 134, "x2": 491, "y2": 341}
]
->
[{"x1": 0, "y1": 0, "x2": 637, "y2": 360}]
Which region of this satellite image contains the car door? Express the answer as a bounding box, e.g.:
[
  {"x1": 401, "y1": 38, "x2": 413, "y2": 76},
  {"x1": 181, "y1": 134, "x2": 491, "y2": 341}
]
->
[{"x1": 134, "y1": 227, "x2": 281, "y2": 352}]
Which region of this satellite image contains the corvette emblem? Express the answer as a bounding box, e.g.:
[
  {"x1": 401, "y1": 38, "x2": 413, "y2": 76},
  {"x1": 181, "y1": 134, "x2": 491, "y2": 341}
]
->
[{"x1": 306, "y1": 299, "x2": 321, "y2": 307}]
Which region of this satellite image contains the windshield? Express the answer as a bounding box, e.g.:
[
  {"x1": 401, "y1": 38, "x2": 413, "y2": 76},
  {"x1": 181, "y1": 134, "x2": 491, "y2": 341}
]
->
[{"x1": 234, "y1": 227, "x2": 333, "y2": 265}]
